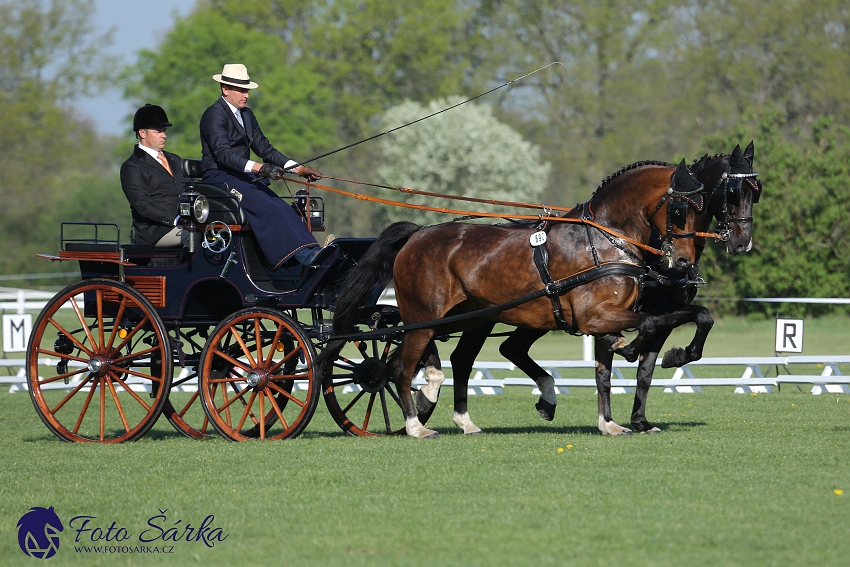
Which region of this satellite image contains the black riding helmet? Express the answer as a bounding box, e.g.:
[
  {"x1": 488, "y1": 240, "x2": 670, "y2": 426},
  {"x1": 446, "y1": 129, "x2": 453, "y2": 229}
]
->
[{"x1": 133, "y1": 104, "x2": 172, "y2": 135}]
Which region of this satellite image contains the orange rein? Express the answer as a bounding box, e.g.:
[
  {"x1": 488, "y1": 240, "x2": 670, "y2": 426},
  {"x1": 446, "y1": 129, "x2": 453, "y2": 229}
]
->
[{"x1": 280, "y1": 177, "x2": 722, "y2": 258}]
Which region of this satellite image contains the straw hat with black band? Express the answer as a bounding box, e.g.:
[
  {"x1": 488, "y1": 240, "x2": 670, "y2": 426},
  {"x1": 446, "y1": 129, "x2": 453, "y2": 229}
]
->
[{"x1": 213, "y1": 64, "x2": 258, "y2": 89}]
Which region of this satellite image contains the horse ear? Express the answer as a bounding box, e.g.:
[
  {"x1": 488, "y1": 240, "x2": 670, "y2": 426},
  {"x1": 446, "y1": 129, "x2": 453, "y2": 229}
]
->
[
  {"x1": 744, "y1": 140, "x2": 755, "y2": 162},
  {"x1": 672, "y1": 159, "x2": 695, "y2": 190},
  {"x1": 729, "y1": 143, "x2": 743, "y2": 171},
  {"x1": 690, "y1": 154, "x2": 708, "y2": 177}
]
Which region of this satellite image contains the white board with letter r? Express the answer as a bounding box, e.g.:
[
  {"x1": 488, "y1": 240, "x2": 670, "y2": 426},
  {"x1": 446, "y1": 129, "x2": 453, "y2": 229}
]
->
[
  {"x1": 3, "y1": 314, "x2": 33, "y2": 353},
  {"x1": 775, "y1": 318, "x2": 804, "y2": 353}
]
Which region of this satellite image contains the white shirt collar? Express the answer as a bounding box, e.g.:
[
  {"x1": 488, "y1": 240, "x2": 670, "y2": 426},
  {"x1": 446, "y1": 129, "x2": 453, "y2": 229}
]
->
[
  {"x1": 137, "y1": 143, "x2": 162, "y2": 161},
  {"x1": 221, "y1": 96, "x2": 241, "y2": 117}
]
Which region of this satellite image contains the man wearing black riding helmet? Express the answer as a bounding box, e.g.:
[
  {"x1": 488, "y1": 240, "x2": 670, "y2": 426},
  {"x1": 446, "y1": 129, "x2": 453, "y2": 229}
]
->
[
  {"x1": 120, "y1": 104, "x2": 188, "y2": 247},
  {"x1": 199, "y1": 63, "x2": 329, "y2": 269}
]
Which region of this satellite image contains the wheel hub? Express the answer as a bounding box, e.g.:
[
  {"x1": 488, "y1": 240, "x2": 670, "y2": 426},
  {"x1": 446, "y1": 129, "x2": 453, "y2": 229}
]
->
[
  {"x1": 355, "y1": 357, "x2": 390, "y2": 394},
  {"x1": 87, "y1": 356, "x2": 110, "y2": 377},
  {"x1": 245, "y1": 369, "x2": 269, "y2": 390}
]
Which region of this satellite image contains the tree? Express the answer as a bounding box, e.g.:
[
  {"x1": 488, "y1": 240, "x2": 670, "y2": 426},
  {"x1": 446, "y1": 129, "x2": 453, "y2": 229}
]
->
[
  {"x1": 124, "y1": 6, "x2": 337, "y2": 161},
  {"x1": 374, "y1": 98, "x2": 551, "y2": 226},
  {"x1": 0, "y1": 0, "x2": 120, "y2": 274},
  {"x1": 698, "y1": 110, "x2": 850, "y2": 316}
]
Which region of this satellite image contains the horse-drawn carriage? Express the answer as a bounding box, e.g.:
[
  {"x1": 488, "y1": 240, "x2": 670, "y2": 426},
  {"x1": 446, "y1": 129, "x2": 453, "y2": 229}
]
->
[
  {"x1": 26, "y1": 144, "x2": 760, "y2": 442},
  {"x1": 26, "y1": 159, "x2": 430, "y2": 442}
]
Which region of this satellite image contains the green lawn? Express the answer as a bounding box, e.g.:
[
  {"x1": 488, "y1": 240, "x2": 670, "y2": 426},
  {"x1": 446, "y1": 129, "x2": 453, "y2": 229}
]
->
[{"x1": 2, "y1": 386, "x2": 849, "y2": 566}]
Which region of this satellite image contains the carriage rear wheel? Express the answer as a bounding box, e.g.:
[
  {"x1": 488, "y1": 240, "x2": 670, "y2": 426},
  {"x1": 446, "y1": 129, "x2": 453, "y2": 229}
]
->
[
  {"x1": 321, "y1": 306, "x2": 438, "y2": 436},
  {"x1": 161, "y1": 326, "x2": 216, "y2": 439},
  {"x1": 26, "y1": 279, "x2": 172, "y2": 443},
  {"x1": 198, "y1": 308, "x2": 319, "y2": 441}
]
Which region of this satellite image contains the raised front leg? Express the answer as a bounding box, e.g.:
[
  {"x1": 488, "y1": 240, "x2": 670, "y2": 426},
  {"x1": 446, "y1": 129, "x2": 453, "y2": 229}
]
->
[
  {"x1": 499, "y1": 328, "x2": 555, "y2": 420},
  {"x1": 595, "y1": 335, "x2": 633, "y2": 436},
  {"x1": 660, "y1": 305, "x2": 714, "y2": 368},
  {"x1": 448, "y1": 324, "x2": 494, "y2": 434}
]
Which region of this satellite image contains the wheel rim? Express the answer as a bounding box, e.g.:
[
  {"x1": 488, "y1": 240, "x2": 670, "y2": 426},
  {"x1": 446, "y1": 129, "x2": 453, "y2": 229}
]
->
[
  {"x1": 321, "y1": 310, "x2": 437, "y2": 436},
  {"x1": 198, "y1": 309, "x2": 318, "y2": 441},
  {"x1": 26, "y1": 280, "x2": 172, "y2": 443}
]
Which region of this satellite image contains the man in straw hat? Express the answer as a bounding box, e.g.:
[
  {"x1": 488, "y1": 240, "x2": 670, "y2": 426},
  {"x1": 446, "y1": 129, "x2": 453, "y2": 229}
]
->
[
  {"x1": 200, "y1": 63, "x2": 326, "y2": 269},
  {"x1": 121, "y1": 104, "x2": 189, "y2": 247}
]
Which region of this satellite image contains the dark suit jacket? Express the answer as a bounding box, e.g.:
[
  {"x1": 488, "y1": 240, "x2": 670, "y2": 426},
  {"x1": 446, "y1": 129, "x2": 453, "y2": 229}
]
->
[
  {"x1": 199, "y1": 97, "x2": 290, "y2": 174},
  {"x1": 120, "y1": 146, "x2": 186, "y2": 245}
]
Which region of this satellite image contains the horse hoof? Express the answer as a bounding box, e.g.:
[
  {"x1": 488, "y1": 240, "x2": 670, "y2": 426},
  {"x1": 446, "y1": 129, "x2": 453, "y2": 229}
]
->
[
  {"x1": 421, "y1": 430, "x2": 440, "y2": 439},
  {"x1": 535, "y1": 399, "x2": 556, "y2": 421},
  {"x1": 465, "y1": 430, "x2": 483, "y2": 436},
  {"x1": 661, "y1": 348, "x2": 685, "y2": 368},
  {"x1": 640, "y1": 427, "x2": 662, "y2": 434}
]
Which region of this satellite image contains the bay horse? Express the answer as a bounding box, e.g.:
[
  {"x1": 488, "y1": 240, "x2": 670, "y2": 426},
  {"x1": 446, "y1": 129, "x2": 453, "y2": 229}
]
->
[
  {"x1": 448, "y1": 142, "x2": 761, "y2": 435},
  {"x1": 320, "y1": 160, "x2": 707, "y2": 438}
]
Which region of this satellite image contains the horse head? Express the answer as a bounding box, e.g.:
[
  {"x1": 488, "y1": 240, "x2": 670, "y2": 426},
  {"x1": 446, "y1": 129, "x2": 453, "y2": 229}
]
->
[
  {"x1": 651, "y1": 159, "x2": 705, "y2": 270},
  {"x1": 721, "y1": 141, "x2": 760, "y2": 254}
]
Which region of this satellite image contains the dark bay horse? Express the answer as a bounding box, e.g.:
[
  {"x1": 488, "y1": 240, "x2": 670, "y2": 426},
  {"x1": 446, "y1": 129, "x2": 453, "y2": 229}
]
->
[
  {"x1": 320, "y1": 160, "x2": 707, "y2": 438},
  {"x1": 449, "y1": 142, "x2": 760, "y2": 435}
]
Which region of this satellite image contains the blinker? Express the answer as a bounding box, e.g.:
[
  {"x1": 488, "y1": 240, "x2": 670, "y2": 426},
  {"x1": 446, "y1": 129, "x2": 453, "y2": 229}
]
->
[{"x1": 670, "y1": 199, "x2": 688, "y2": 229}]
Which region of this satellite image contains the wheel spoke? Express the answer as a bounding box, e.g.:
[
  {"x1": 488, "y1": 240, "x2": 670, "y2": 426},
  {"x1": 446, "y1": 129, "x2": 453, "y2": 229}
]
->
[
  {"x1": 118, "y1": 367, "x2": 163, "y2": 383},
  {"x1": 362, "y1": 393, "x2": 376, "y2": 431},
  {"x1": 109, "y1": 371, "x2": 151, "y2": 411},
  {"x1": 51, "y1": 375, "x2": 93, "y2": 414},
  {"x1": 46, "y1": 318, "x2": 94, "y2": 358},
  {"x1": 379, "y1": 389, "x2": 392, "y2": 434},
  {"x1": 269, "y1": 372, "x2": 310, "y2": 381},
  {"x1": 254, "y1": 317, "x2": 263, "y2": 368},
  {"x1": 110, "y1": 346, "x2": 161, "y2": 365},
  {"x1": 106, "y1": 377, "x2": 131, "y2": 433},
  {"x1": 105, "y1": 296, "x2": 128, "y2": 351},
  {"x1": 70, "y1": 296, "x2": 97, "y2": 353},
  {"x1": 216, "y1": 385, "x2": 252, "y2": 413},
  {"x1": 38, "y1": 367, "x2": 88, "y2": 386},
  {"x1": 264, "y1": 323, "x2": 285, "y2": 367},
  {"x1": 211, "y1": 348, "x2": 252, "y2": 374},
  {"x1": 342, "y1": 389, "x2": 366, "y2": 414},
  {"x1": 178, "y1": 390, "x2": 200, "y2": 417},
  {"x1": 265, "y1": 389, "x2": 288, "y2": 431},
  {"x1": 268, "y1": 344, "x2": 302, "y2": 374},
  {"x1": 72, "y1": 379, "x2": 98, "y2": 435},
  {"x1": 228, "y1": 327, "x2": 256, "y2": 367},
  {"x1": 35, "y1": 348, "x2": 89, "y2": 364},
  {"x1": 99, "y1": 377, "x2": 107, "y2": 441},
  {"x1": 258, "y1": 391, "x2": 265, "y2": 439},
  {"x1": 96, "y1": 290, "x2": 105, "y2": 351},
  {"x1": 109, "y1": 316, "x2": 150, "y2": 356},
  {"x1": 235, "y1": 390, "x2": 259, "y2": 432},
  {"x1": 268, "y1": 382, "x2": 306, "y2": 408}
]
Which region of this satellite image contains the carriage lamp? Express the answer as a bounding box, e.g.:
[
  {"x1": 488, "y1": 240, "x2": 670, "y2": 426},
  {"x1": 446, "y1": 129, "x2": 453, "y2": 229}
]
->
[
  {"x1": 118, "y1": 328, "x2": 128, "y2": 339},
  {"x1": 178, "y1": 190, "x2": 210, "y2": 226},
  {"x1": 293, "y1": 189, "x2": 325, "y2": 231},
  {"x1": 275, "y1": 342, "x2": 286, "y2": 353}
]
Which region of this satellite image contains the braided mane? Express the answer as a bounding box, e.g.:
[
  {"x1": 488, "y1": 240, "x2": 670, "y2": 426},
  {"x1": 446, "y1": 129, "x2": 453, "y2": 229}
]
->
[{"x1": 590, "y1": 160, "x2": 673, "y2": 200}]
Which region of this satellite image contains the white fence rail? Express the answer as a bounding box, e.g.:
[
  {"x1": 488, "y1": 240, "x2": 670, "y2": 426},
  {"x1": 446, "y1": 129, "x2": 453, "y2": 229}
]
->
[{"x1": 5, "y1": 355, "x2": 849, "y2": 396}]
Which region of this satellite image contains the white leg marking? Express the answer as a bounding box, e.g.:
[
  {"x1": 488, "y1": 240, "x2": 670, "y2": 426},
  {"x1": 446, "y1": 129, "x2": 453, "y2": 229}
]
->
[
  {"x1": 536, "y1": 375, "x2": 557, "y2": 406},
  {"x1": 452, "y1": 411, "x2": 482, "y2": 435},
  {"x1": 406, "y1": 416, "x2": 438, "y2": 439},
  {"x1": 420, "y1": 366, "x2": 445, "y2": 403},
  {"x1": 598, "y1": 414, "x2": 632, "y2": 436}
]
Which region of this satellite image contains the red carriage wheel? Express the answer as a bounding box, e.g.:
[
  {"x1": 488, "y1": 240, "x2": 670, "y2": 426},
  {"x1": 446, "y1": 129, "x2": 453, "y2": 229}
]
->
[
  {"x1": 197, "y1": 308, "x2": 319, "y2": 441},
  {"x1": 321, "y1": 307, "x2": 438, "y2": 436},
  {"x1": 26, "y1": 279, "x2": 172, "y2": 443}
]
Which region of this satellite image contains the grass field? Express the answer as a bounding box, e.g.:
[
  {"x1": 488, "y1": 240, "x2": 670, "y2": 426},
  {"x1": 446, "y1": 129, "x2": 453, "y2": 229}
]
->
[{"x1": 1, "y1": 316, "x2": 849, "y2": 566}]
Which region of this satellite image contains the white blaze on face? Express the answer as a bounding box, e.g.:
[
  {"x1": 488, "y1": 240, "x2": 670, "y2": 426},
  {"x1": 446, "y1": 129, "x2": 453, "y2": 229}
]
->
[
  {"x1": 420, "y1": 366, "x2": 445, "y2": 403},
  {"x1": 746, "y1": 238, "x2": 753, "y2": 252}
]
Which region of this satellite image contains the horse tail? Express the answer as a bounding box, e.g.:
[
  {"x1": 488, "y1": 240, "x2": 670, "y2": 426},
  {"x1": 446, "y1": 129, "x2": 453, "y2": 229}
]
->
[{"x1": 316, "y1": 221, "x2": 422, "y2": 368}]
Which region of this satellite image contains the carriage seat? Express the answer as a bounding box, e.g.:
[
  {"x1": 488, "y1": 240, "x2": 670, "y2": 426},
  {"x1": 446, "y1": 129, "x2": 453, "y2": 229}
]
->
[{"x1": 181, "y1": 159, "x2": 246, "y2": 225}]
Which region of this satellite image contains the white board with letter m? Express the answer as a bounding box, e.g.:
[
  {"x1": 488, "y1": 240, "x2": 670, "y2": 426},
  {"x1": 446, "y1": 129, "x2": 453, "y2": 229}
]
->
[{"x1": 3, "y1": 314, "x2": 33, "y2": 353}]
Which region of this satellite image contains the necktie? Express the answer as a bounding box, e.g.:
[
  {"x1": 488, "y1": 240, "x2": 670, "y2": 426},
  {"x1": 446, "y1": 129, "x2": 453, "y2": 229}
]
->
[
  {"x1": 158, "y1": 151, "x2": 173, "y2": 176},
  {"x1": 235, "y1": 109, "x2": 244, "y2": 128}
]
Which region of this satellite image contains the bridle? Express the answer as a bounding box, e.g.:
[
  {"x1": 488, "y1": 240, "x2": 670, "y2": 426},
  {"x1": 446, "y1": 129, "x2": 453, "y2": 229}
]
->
[
  {"x1": 650, "y1": 178, "x2": 707, "y2": 269},
  {"x1": 717, "y1": 171, "x2": 761, "y2": 241}
]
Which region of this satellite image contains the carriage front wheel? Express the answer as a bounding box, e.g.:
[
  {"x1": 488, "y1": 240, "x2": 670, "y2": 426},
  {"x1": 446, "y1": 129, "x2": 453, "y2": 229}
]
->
[
  {"x1": 26, "y1": 279, "x2": 173, "y2": 443},
  {"x1": 197, "y1": 308, "x2": 319, "y2": 441}
]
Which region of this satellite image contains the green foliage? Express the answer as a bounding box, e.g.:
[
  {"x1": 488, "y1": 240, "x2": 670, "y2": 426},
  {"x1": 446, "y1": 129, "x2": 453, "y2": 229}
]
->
[
  {"x1": 374, "y1": 98, "x2": 551, "y2": 226},
  {"x1": 0, "y1": 0, "x2": 121, "y2": 274},
  {"x1": 699, "y1": 110, "x2": 850, "y2": 316},
  {"x1": 124, "y1": 7, "x2": 336, "y2": 161}
]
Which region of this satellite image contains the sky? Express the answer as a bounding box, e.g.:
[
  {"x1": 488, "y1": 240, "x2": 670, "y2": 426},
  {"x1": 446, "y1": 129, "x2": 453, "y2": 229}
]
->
[{"x1": 75, "y1": 0, "x2": 197, "y2": 136}]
